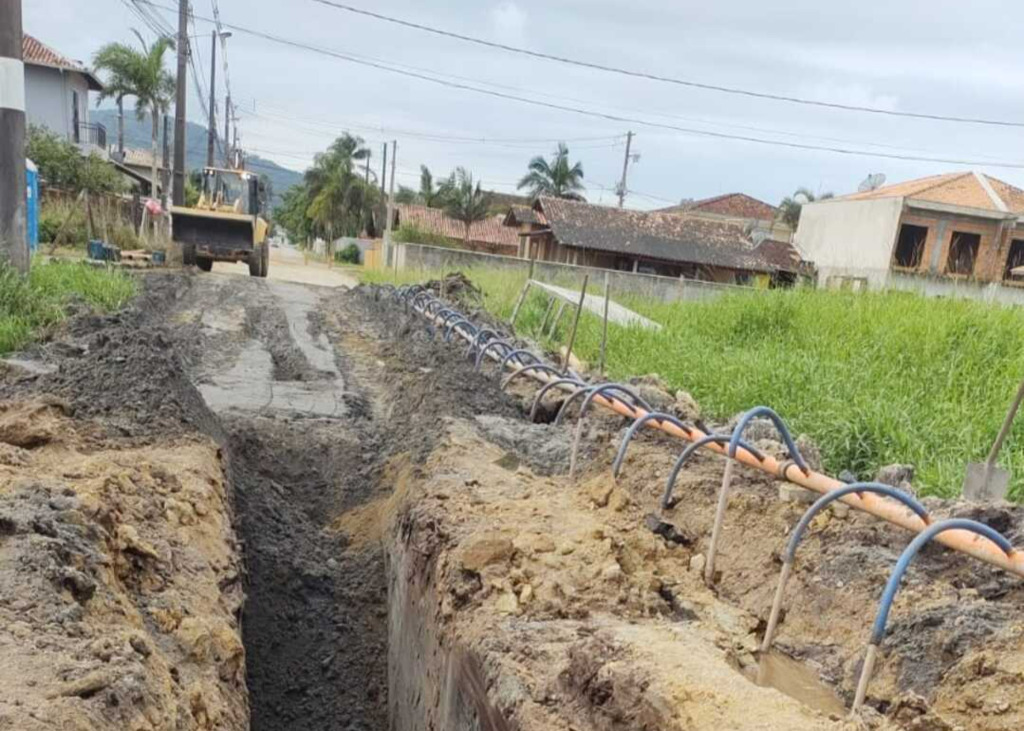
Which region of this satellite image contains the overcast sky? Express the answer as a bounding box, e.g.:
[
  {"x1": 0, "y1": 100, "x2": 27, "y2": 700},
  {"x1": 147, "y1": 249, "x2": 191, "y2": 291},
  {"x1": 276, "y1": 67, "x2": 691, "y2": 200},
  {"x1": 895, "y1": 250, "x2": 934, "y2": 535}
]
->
[{"x1": 25, "y1": 0, "x2": 1024, "y2": 209}]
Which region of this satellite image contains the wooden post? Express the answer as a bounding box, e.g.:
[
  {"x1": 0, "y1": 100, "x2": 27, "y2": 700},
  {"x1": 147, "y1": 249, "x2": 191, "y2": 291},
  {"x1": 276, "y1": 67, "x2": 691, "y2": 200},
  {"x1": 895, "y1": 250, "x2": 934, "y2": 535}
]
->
[
  {"x1": 548, "y1": 301, "x2": 567, "y2": 338},
  {"x1": 509, "y1": 278, "x2": 532, "y2": 331},
  {"x1": 599, "y1": 272, "x2": 611, "y2": 377},
  {"x1": 537, "y1": 295, "x2": 556, "y2": 338},
  {"x1": 563, "y1": 275, "x2": 589, "y2": 375}
]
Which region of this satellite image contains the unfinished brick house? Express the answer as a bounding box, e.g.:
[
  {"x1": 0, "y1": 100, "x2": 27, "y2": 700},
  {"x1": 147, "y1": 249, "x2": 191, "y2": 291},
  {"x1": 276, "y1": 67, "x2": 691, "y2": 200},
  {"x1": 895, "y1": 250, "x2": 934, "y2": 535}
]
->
[
  {"x1": 503, "y1": 197, "x2": 801, "y2": 285},
  {"x1": 795, "y1": 172, "x2": 1024, "y2": 291}
]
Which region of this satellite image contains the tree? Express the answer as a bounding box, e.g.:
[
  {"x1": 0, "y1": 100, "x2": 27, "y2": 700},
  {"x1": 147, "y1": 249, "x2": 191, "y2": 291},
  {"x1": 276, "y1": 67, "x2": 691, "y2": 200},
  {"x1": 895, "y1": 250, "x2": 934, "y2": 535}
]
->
[
  {"x1": 395, "y1": 186, "x2": 418, "y2": 204},
  {"x1": 304, "y1": 134, "x2": 375, "y2": 244},
  {"x1": 26, "y1": 126, "x2": 122, "y2": 194},
  {"x1": 517, "y1": 142, "x2": 586, "y2": 201},
  {"x1": 94, "y1": 32, "x2": 175, "y2": 198},
  {"x1": 778, "y1": 187, "x2": 834, "y2": 228},
  {"x1": 444, "y1": 168, "x2": 492, "y2": 246}
]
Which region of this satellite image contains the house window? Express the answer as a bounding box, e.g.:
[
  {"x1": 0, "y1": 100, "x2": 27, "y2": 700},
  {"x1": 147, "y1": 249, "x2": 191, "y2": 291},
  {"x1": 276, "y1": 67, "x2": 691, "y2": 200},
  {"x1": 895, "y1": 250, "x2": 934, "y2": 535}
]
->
[
  {"x1": 946, "y1": 231, "x2": 981, "y2": 275},
  {"x1": 72, "y1": 90, "x2": 81, "y2": 143},
  {"x1": 893, "y1": 223, "x2": 927, "y2": 269},
  {"x1": 1005, "y1": 239, "x2": 1024, "y2": 281}
]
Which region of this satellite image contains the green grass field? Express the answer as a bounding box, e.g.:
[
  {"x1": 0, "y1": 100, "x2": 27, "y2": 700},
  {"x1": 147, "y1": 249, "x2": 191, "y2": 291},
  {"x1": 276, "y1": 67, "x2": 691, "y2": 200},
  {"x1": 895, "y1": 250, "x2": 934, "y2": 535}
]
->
[
  {"x1": 365, "y1": 266, "x2": 1024, "y2": 500},
  {"x1": 0, "y1": 260, "x2": 137, "y2": 355}
]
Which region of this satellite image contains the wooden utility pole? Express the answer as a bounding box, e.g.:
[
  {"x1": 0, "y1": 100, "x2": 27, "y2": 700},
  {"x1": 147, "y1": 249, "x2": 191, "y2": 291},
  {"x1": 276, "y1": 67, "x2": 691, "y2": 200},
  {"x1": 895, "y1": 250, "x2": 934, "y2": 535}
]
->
[
  {"x1": 617, "y1": 131, "x2": 634, "y2": 209},
  {"x1": 0, "y1": 0, "x2": 29, "y2": 272},
  {"x1": 206, "y1": 30, "x2": 217, "y2": 169},
  {"x1": 172, "y1": 0, "x2": 189, "y2": 205}
]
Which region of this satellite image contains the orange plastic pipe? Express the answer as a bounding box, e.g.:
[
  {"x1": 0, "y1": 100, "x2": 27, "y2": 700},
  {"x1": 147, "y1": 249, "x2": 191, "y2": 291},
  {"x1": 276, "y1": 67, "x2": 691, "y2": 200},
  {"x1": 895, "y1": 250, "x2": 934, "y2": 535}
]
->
[{"x1": 421, "y1": 302, "x2": 1024, "y2": 579}]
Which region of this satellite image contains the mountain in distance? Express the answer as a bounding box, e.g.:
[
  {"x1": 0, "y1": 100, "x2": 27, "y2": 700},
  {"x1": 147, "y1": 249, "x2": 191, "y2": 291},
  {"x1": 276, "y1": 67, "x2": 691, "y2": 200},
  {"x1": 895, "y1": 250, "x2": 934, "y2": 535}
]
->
[{"x1": 91, "y1": 108, "x2": 301, "y2": 207}]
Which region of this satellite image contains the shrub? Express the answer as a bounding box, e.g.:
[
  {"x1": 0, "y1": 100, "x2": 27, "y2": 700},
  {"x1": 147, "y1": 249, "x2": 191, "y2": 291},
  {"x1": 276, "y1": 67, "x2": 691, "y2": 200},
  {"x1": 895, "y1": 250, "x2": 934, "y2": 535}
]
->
[
  {"x1": 38, "y1": 200, "x2": 89, "y2": 248},
  {"x1": 336, "y1": 242, "x2": 361, "y2": 265}
]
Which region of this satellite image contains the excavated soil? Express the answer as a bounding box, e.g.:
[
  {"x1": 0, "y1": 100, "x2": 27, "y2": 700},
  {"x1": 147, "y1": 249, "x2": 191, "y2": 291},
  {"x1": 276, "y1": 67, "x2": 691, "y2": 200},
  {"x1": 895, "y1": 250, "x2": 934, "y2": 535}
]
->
[{"x1": 2, "y1": 268, "x2": 1023, "y2": 731}]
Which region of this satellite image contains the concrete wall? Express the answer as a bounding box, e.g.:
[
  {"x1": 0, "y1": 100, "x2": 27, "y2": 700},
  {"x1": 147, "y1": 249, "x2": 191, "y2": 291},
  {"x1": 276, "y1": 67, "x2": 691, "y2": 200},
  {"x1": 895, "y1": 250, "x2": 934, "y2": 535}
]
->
[
  {"x1": 795, "y1": 197, "x2": 904, "y2": 287},
  {"x1": 887, "y1": 271, "x2": 1024, "y2": 306},
  {"x1": 394, "y1": 242, "x2": 744, "y2": 304},
  {"x1": 24, "y1": 65, "x2": 89, "y2": 141}
]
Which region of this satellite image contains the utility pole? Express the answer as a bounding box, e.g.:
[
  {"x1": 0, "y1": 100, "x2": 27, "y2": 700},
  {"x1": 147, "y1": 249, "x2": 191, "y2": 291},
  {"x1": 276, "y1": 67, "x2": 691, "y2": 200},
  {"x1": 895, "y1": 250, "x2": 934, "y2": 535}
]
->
[
  {"x1": 172, "y1": 0, "x2": 189, "y2": 205},
  {"x1": 206, "y1": 30, "x2": 217, "y2": 169},
  {"x1": 116, "y1": 96, "x2": 125, "y2": 161},
  {"x1": 384, "y1": 141, "x2": 397, "y2": 247},
  {"x1": 380, "y1": 143, "x2": 387, "y2": 197},
  {"x1": 223, "y1": 97, "x2": 230, "y2": 166},
  {"x1": 617, "y1": 131, "x2": 634, "y2": 209},
  {"x1": 0, "y1": 0, "x2": 29, "y2": 273}
]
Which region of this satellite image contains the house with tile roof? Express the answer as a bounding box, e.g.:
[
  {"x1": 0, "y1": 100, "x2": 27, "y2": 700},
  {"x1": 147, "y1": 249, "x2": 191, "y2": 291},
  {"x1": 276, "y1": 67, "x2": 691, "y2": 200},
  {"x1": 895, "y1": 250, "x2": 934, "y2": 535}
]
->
[
  {"x1": 658, "y1": 193, "x2": 793, "y2": 241},
  {"x1": 795, "y1": 172, "x2": 1024, "y2": 291},
  {"x1": 23, "y1": 34, "x2": 106, "y2": 156},
  {"x1": 505, "y1": 197, "x2": 803, "y2": 286},
  {"x1": 391, "y1": 204, "x2": 520, "y2": 254}
]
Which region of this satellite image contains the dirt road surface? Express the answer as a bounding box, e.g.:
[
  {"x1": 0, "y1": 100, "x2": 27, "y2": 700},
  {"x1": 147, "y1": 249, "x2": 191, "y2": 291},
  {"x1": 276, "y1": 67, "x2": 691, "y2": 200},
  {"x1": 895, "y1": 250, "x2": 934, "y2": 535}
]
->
[{"x1": 211, "y1": 244, "x2": 360, "y2": 289}]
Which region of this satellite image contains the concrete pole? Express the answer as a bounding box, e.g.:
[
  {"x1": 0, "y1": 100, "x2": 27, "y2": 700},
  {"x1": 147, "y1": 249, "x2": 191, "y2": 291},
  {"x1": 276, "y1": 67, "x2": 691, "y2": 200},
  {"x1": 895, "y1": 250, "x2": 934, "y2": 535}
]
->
[
  {"x1": 380, "y1": 142, "x2": 387, "y2": 197},
  {"x1": 206, "y1": 30, "x2": 217, "y2": 169},
  {"x1": 172, "y1": 0, "x2": 189, "y2": 206},
  {"x1": 223, "y1": 94, "x2": 231, "y2": 166},
  {"x1": 162, "y1": 115, "x2": 171, "y2": 205},
  {"x1": 117, "y1": 96, "x2": 125, "y2": 161},
  {"x1": 617, "y1": 131, "x2": 634, "y2": 210},
  {"x1": 0, "y1": 0, "x2": 29, "y2": 273},
  {"x1": 384, "y1": 140, "x2": 397, "y2": 259}
]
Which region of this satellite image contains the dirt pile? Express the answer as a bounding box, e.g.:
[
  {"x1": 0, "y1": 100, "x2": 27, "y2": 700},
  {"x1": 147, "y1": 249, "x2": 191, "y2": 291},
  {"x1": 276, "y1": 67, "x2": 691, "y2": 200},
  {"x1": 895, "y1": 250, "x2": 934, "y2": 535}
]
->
[{"x1": 0, "y1": 401, "x2": 245, "y2": 729}]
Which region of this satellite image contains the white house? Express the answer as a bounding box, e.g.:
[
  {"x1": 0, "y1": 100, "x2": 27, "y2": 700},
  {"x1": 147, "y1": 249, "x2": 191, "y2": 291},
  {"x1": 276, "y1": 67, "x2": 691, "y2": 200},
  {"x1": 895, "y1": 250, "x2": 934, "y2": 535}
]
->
[{"x1": 23, "y1": 34, "x2": 106, "y2": 156}]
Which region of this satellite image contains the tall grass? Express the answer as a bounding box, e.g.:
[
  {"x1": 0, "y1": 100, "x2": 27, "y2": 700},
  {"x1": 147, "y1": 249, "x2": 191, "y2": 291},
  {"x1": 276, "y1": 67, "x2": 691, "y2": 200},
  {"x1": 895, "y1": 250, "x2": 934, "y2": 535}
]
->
[
  {"x1": 365, "y1": 266, "x2": 1024, "y2": 500},
  {"x1": 0, "y1": 260, "x2": 137, "y2": 354}
]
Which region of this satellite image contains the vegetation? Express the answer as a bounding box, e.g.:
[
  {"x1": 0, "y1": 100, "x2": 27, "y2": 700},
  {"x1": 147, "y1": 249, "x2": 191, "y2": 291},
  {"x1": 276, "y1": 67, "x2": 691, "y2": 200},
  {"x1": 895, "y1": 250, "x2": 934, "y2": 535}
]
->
[
  {"x1": 27, "y1": 126, "x2": 123, "y2": 194},
  {"x1": 444, "y1": 169, "x2": 493, "y2": 246},
  {"x1": 364, "y1": 266, "x2": 1024, "y2": 500},
  {"x1": 0, "y1": 260, "x2": 137, "y2": 354},
  {"x1": 276, "y1": 134, "x2": 381, "y2": 247},
  {"x1": 778, "y1": 187, "x2": 834, "y2": 228},
  {"x1": 393, "y1": 222, "x2": 454, "y2": 248},
  {"x1": 336, "y1": 242, "x2": 362, "y2": 265},
  {"x1": 94, "y1": 32, "x2": 176, "y2": 196},
  {"x1": 517, "y1": 142, "x2": 586, "y2": 201}
]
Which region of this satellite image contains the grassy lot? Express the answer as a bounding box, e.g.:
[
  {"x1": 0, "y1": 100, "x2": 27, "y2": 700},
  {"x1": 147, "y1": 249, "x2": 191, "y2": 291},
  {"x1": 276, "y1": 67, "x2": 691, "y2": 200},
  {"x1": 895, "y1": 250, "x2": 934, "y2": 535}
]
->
[
  {"x1": 0, "y1": 260, "x2": 137, "y2": 354},
  {"x1": 365, "y1": 266, "x2": 1024, "y2": 500}
]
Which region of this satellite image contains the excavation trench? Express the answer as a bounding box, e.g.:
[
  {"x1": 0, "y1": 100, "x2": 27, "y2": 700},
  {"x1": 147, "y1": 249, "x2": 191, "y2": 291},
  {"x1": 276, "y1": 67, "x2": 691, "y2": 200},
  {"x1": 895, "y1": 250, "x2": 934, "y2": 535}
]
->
[{"x1": 2, "y1": 271, "x2": 1023, "y2": 731}]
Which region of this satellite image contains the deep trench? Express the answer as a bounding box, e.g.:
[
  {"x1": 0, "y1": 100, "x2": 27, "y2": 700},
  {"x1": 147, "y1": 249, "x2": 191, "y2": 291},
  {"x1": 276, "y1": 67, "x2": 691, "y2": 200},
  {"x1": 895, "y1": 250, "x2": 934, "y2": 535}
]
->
[{"x1": 226, "y1": 412, "x2": 389, "y2": 730}]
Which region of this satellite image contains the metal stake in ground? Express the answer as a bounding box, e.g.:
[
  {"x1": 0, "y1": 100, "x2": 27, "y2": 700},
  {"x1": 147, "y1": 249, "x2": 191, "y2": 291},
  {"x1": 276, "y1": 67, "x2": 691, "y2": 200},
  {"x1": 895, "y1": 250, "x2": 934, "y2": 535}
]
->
[
  {"x1": 0, "y1": 0, "x2": 29, "y2": 272},
  {"x1": 509, "y1": 279, "x2": 532, "y2": 331},
  {"x1": 963, "y1": 372, "x2": 1024, "y2": 501},
  {"x1": 562, "y1": 275, "x2": 589, "y2": 375}
]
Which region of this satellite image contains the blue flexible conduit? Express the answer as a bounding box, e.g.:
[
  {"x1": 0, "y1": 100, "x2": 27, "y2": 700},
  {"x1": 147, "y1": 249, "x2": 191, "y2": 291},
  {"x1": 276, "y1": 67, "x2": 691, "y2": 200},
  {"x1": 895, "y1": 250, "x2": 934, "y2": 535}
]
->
[
  {"x1": 870, "y1": 519, "x2": 1014, "y2": 645},
  {"x1": 612, "y1": 412, "x2": 695, "y2": 478},
  {"x1": 728, "y1": 406, "x2": 810, "y2": 474}
]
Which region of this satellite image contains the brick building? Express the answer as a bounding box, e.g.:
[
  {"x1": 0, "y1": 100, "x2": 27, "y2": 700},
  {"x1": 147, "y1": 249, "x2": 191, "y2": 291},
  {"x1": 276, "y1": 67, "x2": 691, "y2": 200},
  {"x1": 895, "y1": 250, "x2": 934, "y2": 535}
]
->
[{"x1": 795, "y1": 172, "x2": 1024, "y2": 290}]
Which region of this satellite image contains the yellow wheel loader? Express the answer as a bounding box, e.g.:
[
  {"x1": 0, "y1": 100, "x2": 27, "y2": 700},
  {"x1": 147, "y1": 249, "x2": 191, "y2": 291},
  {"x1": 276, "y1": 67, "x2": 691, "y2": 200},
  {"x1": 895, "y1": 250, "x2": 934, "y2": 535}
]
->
[{"x1": 171, "y1": 167, "x2": 270, "y2": 277}]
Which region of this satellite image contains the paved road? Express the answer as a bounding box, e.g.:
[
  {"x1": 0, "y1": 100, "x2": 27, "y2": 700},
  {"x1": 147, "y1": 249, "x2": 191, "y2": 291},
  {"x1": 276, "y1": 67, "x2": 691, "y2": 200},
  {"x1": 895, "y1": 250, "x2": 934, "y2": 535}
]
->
[{"x1": 211, "y1": 245, "x2": 360, "y2": 288}]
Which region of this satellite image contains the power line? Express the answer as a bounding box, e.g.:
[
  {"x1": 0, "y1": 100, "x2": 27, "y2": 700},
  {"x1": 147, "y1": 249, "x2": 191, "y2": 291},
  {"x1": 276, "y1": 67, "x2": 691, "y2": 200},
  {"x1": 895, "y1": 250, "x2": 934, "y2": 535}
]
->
[
  {"x1": 307, "y1": 0, "x2": 1024, "y2": 129},
  {"x1": 138, "y1": 1, "x2": 1024, "y2": 169}
]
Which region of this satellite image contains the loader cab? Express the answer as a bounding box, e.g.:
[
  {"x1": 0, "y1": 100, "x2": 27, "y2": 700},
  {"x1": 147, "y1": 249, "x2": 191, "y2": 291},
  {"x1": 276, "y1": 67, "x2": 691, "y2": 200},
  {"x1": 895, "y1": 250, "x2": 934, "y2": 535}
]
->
[{"x1": 199, "y1": 168, "x2": 260, "y2": 217}]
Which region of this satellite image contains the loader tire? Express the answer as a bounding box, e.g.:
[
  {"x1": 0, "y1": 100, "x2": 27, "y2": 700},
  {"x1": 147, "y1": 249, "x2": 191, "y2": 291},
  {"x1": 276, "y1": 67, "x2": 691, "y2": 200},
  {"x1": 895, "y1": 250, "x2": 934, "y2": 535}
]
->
[
  {"x1": 197, "y1": 257, "x2": 213, "y2": 272},
  {"x1": 249, "y1": 245, "x2": 267, "y2": 278},
  {"x1": 183, "y1": 242, "x2": 197, "y2": 267}
]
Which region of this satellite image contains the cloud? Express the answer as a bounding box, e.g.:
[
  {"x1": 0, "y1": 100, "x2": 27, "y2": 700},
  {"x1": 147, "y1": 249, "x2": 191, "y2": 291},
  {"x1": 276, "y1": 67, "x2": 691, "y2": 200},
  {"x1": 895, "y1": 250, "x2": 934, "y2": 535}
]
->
[{"x1": 490, "y1": 2, "x2": 527, "y2": 44}]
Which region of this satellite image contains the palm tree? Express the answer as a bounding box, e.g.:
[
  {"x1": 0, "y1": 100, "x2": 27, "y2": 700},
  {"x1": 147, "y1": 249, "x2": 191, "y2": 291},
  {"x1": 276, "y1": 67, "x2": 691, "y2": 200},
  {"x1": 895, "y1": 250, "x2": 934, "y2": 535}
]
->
[
  {"x1": 305, "y1": 134, "x2": 374, "y2": 246},
  {"x1": 444, "y1": 168, "x2": 492, "y2": 246},
  {"x1": 94, "y1": 32, "x2": 175, "y2": 199},
  {"x1": 517, "y1": 142, "x2": 586, "y2": 201},
  {"x1": 778, "y1": 187, "x2": 834, "y2": 228},
  {"x1": 418, "y1": 165, "x2": 451, "y2": 207}
]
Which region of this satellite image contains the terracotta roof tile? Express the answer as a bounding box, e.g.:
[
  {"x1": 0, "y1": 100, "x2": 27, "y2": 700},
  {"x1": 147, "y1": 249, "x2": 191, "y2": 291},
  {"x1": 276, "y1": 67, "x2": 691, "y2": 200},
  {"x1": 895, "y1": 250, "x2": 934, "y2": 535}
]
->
[
  {"x1": 660, "y1": 193, "x2": 779, "y2": 220},
  {"x1": 396, "y1": 204, "x2": 519, "y2": 250},
  {"x1": 23, "y1": 34, "x2": 103, "y2": 91},
  {"x1": 837, "y1": 172, "x2": 1024, "y2": 215},
  {"x1": 537, "y1": 197, "x2": 782, "y2": 272}
]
